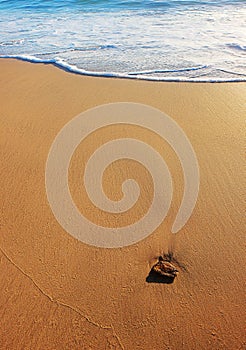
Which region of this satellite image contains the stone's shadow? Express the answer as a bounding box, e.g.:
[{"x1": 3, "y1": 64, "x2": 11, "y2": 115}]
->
[{"x1": 146, "y1": 270, "x2": 175, "y2": 284}]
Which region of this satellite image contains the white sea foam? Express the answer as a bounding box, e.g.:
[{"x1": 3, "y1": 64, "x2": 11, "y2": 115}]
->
[{"x1": 1, "y1": 54, "x2": 245, "y2": 82}]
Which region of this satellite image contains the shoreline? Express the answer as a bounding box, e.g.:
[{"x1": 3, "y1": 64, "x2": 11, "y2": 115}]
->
[
  {"x1": 1, "y1": 56, "x2": 246, "y2": 83},
  {"x1": 0, "y1": 58, "x2": 245, "y2": 350}
]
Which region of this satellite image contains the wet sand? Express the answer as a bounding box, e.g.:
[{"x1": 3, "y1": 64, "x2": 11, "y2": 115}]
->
[{"x1": 0, "y1": 59, "x2": 245, "y2": 350}]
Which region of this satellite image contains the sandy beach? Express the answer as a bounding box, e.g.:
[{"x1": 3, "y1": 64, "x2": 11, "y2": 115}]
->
[{"x1": 0, "y1": 58, "x2": 245, "y2": 350}]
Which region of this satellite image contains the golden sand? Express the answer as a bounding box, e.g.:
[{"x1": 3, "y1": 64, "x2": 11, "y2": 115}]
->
[{"x1": 0, "y1": 59, "x2": 245, "y2": 350}]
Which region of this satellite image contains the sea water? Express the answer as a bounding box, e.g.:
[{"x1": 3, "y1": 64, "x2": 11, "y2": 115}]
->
[{"x1": 0, "y1": 0, "x2": 245, "y2": 81}]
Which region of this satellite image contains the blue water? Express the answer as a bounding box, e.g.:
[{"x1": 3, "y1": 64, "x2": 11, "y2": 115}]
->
[{"x1": 0, "y1": 0, "x2": 245, "y2": 81}]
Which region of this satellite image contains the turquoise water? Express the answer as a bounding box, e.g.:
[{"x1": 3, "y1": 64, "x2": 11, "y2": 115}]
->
[{"x1": 0, "y1": 0, "x2": 245, "y2": 81}]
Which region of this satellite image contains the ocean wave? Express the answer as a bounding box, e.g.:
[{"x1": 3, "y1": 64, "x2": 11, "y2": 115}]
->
[
  {"x1": 0, "y1": 39, "x2": 24, "y2": 46},
  {"x1": 1, "y1": 54, "x2": 246, "y2": 82},
  {"x1": 0, "y1": 0, "x2": 245, "y2": 12},
  {"x1": 34, "y1": 45, "x2": 118, "y2": 57},
  {"x1": 217, "y1": 68, "x2": 246, "y2": 77},
  {"x1": 128, "y1": 66, "x2": 208, "y2": 75},
  {"x1": 226, "y1": 43, "x2": 246, "y2": 53},
  {"x1": 0, "y1": 0, "x2": 245, "y2": 82}
]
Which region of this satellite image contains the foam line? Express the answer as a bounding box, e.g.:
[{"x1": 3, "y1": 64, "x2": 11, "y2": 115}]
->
[{"x1": 1, "y1": 55, "x2": 246, "y2": 83}]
